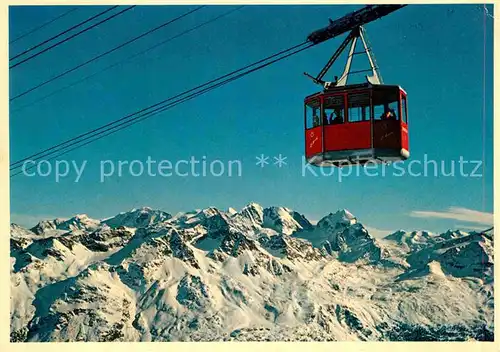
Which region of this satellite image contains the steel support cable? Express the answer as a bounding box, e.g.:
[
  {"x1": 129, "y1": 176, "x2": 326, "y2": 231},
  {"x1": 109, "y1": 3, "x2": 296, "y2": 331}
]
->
[
  {"x1": 9, "y1": 6, "x2": 136, "y2": 70},
  {"x1": 10, "y1": 42, "x2": 312, "y2": 176},
  {"x1": 10, "y1": 6, "x2": 117, "y2": 61},
  {"x1": 10, "y1": 41, "x2": 308, "y2": 171},
  {"x1": 94, "y1": 41, "x2": 315, "y2": 137},
  {"x1": 9, "y1": 7, "x2": 79, "y2": 44},
  {"x1": 10, "y1": 41, "x2": 307, "y2": 169},
  {"x1": 11, "y1": 42, "x2": 313, "y2": 177},
  {"x1": 11, "y1": 6, "x2": 245, "y2": 113},
  {"x1": 9, "y1": 6, "x2": 205, "y2": 102}
]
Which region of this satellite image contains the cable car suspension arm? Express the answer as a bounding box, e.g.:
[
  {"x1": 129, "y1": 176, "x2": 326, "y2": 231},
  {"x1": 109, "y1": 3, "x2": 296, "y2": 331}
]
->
[
  {"x1": 337, "y1": 26, "x2": 381, "y2": 86},
  {"x1": 303, "y1": 30, "x2": 355, "y2": 85}
]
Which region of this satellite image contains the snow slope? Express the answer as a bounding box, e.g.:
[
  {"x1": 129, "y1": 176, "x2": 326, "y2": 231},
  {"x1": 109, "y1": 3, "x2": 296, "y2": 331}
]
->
[{"x1": 10, "y1": 204, "x2": 494, "y2": 342}]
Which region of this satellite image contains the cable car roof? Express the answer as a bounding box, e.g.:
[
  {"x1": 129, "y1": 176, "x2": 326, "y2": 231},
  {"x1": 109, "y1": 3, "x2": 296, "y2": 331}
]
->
[{"x1": 304, "y1": 82, "x2": 404, "y2": 102}]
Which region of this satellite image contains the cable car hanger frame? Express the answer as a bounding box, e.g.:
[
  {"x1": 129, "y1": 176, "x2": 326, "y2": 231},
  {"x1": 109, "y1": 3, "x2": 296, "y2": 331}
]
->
[{"x1": 304, "y1": 25, "x2": 383, "y2": 91}]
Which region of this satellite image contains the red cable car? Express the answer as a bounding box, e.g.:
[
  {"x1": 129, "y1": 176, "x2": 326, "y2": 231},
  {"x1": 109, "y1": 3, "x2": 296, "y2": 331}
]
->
[{"x1": 303, "y1": 26, "x2": 409, "y2": 167}]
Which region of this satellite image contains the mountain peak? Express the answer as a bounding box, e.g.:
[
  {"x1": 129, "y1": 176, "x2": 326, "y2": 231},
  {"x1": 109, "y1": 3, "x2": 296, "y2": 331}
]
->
[
  {"x1": 332, "y1": 209, "x2": 356, "y2": 222},
  {"x1": 317, "y1": 209, "x2": 356, "y2": 229},
  {"x1": 127, "y1": 206, "x2": 154, "y2": 213},
  {"x1": 239, "y1": 202, "x2": 264, "y2": 225},
  {"x1": 102, "y1": 207, "x2": 171, "y2": 229},
  {"x1": 261, "y1": 206, "x2": 311, "y2": 235},
  {"x1": 242, "y1": 202, "x2": 264, "y2": 213}
]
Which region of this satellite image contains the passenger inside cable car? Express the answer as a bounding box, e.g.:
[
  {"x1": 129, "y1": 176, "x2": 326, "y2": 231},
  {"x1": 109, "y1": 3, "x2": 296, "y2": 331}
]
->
[{"x1": 330, "y1": 108, "x2": 343, "y2": 124}]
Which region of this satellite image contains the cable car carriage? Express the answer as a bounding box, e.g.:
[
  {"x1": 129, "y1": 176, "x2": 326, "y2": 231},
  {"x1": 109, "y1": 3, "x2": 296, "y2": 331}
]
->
[{"x1": 304, "y1": 26, "x2": 409, "y2": 167}]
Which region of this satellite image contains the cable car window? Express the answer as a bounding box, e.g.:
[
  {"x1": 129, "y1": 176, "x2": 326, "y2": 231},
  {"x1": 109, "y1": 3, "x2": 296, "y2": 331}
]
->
[
  {"x1": 348, "y1": 92, "x2": 370, "y2": 122},
  {"x1": 323, "y1": 95, "x2": 345, "y2": 125},
  {"x1": 373, "y1": 89, "x2": 399, "y2": 121},
  {"x1": 305, "y1": 99, "x2": 321, "y2": 129},
  {"x1": 401, "y1": 96, "x2": 408, "y2": 123}
]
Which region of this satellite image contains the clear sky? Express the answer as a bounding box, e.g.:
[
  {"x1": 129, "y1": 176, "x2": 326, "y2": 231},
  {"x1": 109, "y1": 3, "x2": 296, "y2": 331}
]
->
[{"x1": 9, "y1": 4, "x2": 494, "y2": 236}]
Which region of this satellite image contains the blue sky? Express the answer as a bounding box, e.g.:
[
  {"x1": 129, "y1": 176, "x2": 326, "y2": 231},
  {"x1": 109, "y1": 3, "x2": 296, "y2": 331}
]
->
[{"x1": 9, "y1": 4, "x2": 494, "y2": 236}]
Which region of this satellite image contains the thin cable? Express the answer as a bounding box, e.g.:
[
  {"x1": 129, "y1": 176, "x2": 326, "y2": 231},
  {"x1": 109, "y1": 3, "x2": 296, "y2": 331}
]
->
[
  {"x1": 110, "y1": 42, "x2": 315, "y2": 134},
  {"x1": 10, "y1": 7, "x2": 79, "y2": 44},
  {"x1": 11, "y1": 42, "x2": 313, "y2": 177},
  {"x1": 10, "y1": 6, "x2": 135, "y2": 70},
  {"x1": 10, "y1": 6, "x2": 117, "y2": 60},
  {"x1": 77, "y1": 42, "x2": 313, "y2": 143},
  {"x1": 9, "y1": 5, "x2": 204, "y2": 102},
  {"x1": 11, "y1": 5, "x2": 245, "y2": 113},
  {"x1": 10, "y1": 41, "x2": 311, "y2": 172},
  {"x1": 10, "y1": 40, "x2": 306, "y2": 168},
  {"x1": 10, "y1": 41, "x2": 308, "y2": 170}
]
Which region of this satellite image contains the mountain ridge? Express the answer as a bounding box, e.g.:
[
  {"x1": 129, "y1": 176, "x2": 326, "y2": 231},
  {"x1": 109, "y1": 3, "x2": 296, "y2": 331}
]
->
[{"x1": 10, "y1": 203, "x2": 494, "y2": 342}]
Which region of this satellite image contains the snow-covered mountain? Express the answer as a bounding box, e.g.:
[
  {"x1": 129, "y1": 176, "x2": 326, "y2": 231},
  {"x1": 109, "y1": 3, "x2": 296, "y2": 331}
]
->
[
  {"x1": 102, "y1": 207, "x2": 172, "y2": 229},
  {"x1": 10, "y1": 204, "x2": 494, "y2": 342}
]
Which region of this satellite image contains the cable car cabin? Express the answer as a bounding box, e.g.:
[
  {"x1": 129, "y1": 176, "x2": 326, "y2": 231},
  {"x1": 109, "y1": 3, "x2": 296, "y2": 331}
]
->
[{"x1": 304, "y1": 83, "x2": 409, "y2": 167}]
